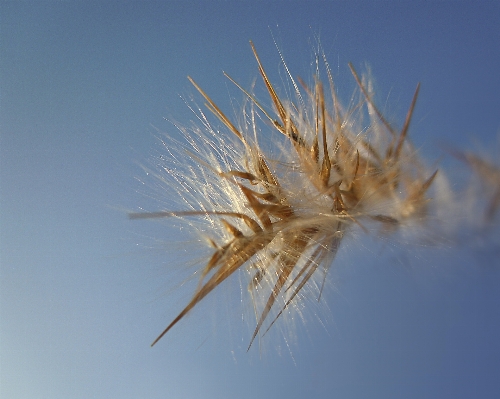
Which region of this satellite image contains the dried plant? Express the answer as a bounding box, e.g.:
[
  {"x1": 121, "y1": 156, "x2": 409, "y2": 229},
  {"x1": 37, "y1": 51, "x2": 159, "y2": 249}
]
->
[{"x1": 130, "y1": 41, "x2": 441, "y2": 349}]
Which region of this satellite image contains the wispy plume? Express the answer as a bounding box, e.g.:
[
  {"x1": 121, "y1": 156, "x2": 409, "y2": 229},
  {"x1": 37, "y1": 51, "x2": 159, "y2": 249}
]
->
[{"x1": 131, "y1": 41, "x2": 495, "y2": 349}]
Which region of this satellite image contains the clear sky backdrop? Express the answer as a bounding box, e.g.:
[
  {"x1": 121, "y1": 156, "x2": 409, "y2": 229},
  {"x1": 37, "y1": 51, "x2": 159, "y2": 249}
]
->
[{"x1": 1, "y1": 1, "x2": 500, "y2": 398}]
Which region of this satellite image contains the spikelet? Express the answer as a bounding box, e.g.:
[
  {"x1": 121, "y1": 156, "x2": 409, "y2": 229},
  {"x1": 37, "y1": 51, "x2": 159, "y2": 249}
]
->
[{"x1": 130, "y1": 41, "x2": 439, "y2": 349}]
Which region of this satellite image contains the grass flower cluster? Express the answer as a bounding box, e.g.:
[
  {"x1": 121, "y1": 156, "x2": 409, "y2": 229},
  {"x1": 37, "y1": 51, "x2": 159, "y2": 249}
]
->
[{"x1": 130, "y1": 41, "x2": 498, "y2": 349}]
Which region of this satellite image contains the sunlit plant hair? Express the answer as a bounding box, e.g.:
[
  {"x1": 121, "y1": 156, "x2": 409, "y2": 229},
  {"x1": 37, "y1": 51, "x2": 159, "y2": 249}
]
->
[{"x1": 130, "y1": 41, "x2": 440, "y2": 350}]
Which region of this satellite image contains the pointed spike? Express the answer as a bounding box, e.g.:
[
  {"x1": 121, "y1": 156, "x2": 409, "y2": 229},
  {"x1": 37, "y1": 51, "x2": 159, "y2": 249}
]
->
[
  {"x1": 250, "y1": 41, "x2": 305, "y2": 148},
  {"x1": 319, "y1": 82, "x2": 331, "y2": 187},
  {"x1": 421, "y1": 169, "x2": 438, "y2": 192},
  {"x1": 247, "y1": 234, "x2": 310, "y2": 350},
  {"x1": 154, "y1": 235, "x2": 271, "y2": 347},
  {"x1": 188, "y1": 76, "x2": 245, "y2": 142},
  {"x1": 394, "y1": 83, "x2": 420, "y2": 160},
  {"x1": 220, "y1": 219, "x2": 243, "y2": 238},
  {"x1": 348, "y1": 63, "x2": 397, "y2": 137},
  {"x1": 264, "y1": 259, "x2": 320, "y2": 338}
]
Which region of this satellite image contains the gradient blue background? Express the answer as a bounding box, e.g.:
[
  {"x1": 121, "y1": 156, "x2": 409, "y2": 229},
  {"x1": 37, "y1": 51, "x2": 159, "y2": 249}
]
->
[{"x1": 1, "y1": 1, "x2": 499, "y2": 398}]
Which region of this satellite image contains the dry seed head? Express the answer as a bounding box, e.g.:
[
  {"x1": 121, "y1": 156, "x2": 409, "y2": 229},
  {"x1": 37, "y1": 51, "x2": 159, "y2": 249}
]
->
[{"x1": 131, "y1": 41, "x2": 439, "y2": 349}]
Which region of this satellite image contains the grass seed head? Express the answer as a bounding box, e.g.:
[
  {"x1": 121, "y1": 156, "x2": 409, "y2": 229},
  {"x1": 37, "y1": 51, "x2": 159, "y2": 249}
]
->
[{"x1": 131, "y1": 41, "x2": 440, "y2": 349}]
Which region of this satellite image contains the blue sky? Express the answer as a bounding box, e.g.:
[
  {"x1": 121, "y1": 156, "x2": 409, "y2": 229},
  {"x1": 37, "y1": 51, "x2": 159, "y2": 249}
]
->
[{"x1": 1, "y1": 1, "x2": 499, "y2": 398}]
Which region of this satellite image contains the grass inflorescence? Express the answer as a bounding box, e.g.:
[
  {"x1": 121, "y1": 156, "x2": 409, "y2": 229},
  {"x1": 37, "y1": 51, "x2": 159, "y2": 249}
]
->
[{"x1": 130, "y1": 41, "x2": 497, "y2": 350}]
